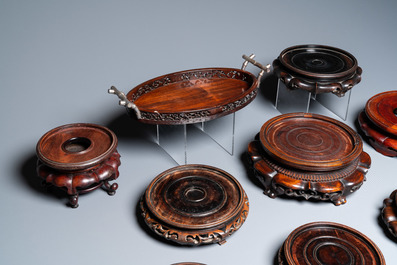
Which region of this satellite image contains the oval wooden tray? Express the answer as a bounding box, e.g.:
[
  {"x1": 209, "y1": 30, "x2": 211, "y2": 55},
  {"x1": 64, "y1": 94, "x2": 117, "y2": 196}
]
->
[
  {"x1": 273, "y1": 44, "x2": 361, "y2": 96},
  {"x1": 278, "y1": 222, "x2": 385, "y2": 265},
  {"x1": 365, "y1": 90, "x2": 397, "y2": 135},
  {"x1": 140, "y1": 164, "x2": 249, "y2": 245},
  {"x1": 259, "y1": 113, "x2": 363, "y2": 171},
  {"x1": 109, "y1": 55, "x2": 269, "y2": 125}
]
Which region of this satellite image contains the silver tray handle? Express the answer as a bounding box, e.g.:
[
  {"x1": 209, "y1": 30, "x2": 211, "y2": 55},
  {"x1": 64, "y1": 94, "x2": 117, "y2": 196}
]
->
[
  {"x1": 242, "y1": 54, "x2": 271, "y2": 87},
  {"x1": 108, "y1": 86, "x2": 142, "y2": 119}
]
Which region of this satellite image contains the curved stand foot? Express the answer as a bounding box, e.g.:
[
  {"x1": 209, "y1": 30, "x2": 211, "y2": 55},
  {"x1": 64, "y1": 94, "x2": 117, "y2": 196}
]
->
[
  {"x1": 103, "y1": 181, "x2": 118, "y2": 196},
  {"x1": 331, "y1": 195, "x2": 346, "y2": 206},
  {"x1": 69, "y1": 194, "x2": 79, "y2": 208}
]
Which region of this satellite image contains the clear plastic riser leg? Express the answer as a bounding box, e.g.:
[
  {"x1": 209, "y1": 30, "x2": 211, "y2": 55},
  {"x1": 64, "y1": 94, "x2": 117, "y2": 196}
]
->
[
  {"x1": 314, "y1": 89, "x2": 351, "y2": 120},
  {"x1": 275, "y1": 79, "x2": 351, "y2": 120},
  {"x1": 275, "y1": 79, "x2": 312, "y2": 113},
  {"x1": 195, "y1": 113, "x2": 235, "y2": 155},
  {"x1": 156, "y1": 124, "x2": 187, "y2": 165}
]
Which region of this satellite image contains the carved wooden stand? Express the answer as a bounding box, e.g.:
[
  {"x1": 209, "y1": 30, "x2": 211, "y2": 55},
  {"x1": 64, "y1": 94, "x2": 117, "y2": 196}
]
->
[
  {"x1": 140, "y1": 164, "x2": 249, "y2": 245},
  {"x1": 382, "y1": 189, "x2": 397, "y2": 239},
  {"x1": 36, "y1": 123, "x2": 121, "y2": 208},
  {"x1": 273, "y1": 44, "x2": 362, "y2": 97},
  {"x1": 247, "y1": 113, "x2": 371, "y2": 206},
  {"x1": 278, "y1": 222, "x2": 385, "y2": 265},
  {"x1": 358, "y1": 90, "x2": 397, "y2": 157}
]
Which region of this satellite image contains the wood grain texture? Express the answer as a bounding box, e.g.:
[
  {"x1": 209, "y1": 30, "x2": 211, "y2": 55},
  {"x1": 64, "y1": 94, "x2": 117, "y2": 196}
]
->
[
  {"x1": 278, "y1": 222, "x2": 385, "y2": 265},
  {"x1": 248, "y1": 139, "x2": 370, "y2": 206},
  {"x1": 36, "y1": 123, "x2": 120, "y2": 208},
  {"x1": 125, "y1": 68, "x2": 258, "y2": 124},
  {"x1": 358, "y1": 110, "x2": 397, "y2": 157},
  {"x1": 140, "y1": 164, "x2": 249, "y2": 245},
  {"x1": 259, "y1": 113, "x2": 363, "y2": 171},
  {"x1": 365, "y1": 90, "x2": 397, "y2": 135}
]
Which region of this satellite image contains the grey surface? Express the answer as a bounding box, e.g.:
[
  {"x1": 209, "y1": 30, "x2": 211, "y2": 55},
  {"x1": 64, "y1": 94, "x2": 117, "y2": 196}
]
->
[{"x1": 1, "y1": 0, "x2": 396, "y2": 264}]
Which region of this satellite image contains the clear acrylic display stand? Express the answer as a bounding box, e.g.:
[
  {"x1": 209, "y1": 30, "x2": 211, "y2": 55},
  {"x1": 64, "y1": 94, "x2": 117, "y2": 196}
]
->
[
  {"x1": 275, "y1": 79, "x2": 351, "y2": 120},
  {"x1": 156, "y1": 114, "x2": 235, "y2": 165}
]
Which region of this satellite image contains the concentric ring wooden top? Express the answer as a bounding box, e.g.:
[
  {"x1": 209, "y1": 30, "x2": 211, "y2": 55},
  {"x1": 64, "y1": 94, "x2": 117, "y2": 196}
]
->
[
  {"x1": 36, "y1": 123, "x2": 118, "y2": 171},
  {"x1": 280, "y1": 222, "x2": 385, "y2": 265},
  {"x1": 125, "y1": 67, "x2": 258, "y2": 124},
  {"x1": 278, "y1": 44, "x2": 358, "y2": 80},
  {"x1": 259, "y1": 113, "x2": 362, "y2": 171},
  {"x1": 144, "y1": 164, "x2": 245, "y2": 230},
  {"x1": 365, "y1": 90, "x2": 397, "y2": 135}
]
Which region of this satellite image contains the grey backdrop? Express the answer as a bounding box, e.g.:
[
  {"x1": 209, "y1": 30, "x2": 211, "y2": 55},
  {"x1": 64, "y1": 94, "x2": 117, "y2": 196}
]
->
[{"x1": 1, "y1": 0, "x2": 396, "y2": 264}]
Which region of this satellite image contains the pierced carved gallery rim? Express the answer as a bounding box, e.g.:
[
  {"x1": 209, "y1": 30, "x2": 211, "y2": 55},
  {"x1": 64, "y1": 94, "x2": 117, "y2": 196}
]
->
[
  {"x1": 278, "y1": 222, "x2": 385, "y2": 265},
  {"x1": 140, "y1": 164, "x2": 249, "y2": 245}
]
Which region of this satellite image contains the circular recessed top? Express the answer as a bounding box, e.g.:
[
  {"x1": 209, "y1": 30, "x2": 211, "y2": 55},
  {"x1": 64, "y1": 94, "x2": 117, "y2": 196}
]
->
[
  {"x1": 259, "y1": 113, "x2": 362, "y2": 171},
  {"x1": 36, "y1": 123, "x2": 117, "y2": 171},
  {"x1": 282, "y1": 222, "x2": 385, "y2": 265},
  {"x1": 279, "y1": 44, "x2": 358, "y2": 80},
  {"x1": 144, "y1": 164, "x2": 245, "y2": 230},
  {"x1": 365, "y1": 90, "x2": 397, "y2": 135}
]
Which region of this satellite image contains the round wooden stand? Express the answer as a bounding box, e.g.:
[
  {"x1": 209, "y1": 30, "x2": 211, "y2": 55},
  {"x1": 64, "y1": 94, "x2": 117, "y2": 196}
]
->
[
  {"x1": 140, "y1": 164, "x2": 249, "y2": 245},
  {"x1": 273, "y1": 44, "x2": 362, "y2": 97},
  {"x1": 36, "y1": 123, "x2": 121, "y2": 208},
  {"x1": 382, "y1": 189, "x2": 397, "y2": 239},
  {"x1": 359, "y1": 90, "x2": 397, "y2": 157},
  {"x1": 247, "y1": 113, "x2": 370, "y2": 206},
  {"x1": 278, "y1": 222, "x2": 385, "y2": 265}
]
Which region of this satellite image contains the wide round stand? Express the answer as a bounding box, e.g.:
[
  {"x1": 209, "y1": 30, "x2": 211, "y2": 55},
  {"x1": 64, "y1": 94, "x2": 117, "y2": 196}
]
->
[
  {"x1": 278, "y1": 222, "x2": 385, "y2": 265},
  {"x1": 247, "y1": 113, "x2": 370, "y2": 206},
  {"x1": 359, "y1": 90, "x2": 397, "y2": 157},
  {"x1": 36, "y1": 123, "x2": 121, "y2": 208},
  {"x1": 140, "y1": 164, "x2": 249, "y2": 246}
]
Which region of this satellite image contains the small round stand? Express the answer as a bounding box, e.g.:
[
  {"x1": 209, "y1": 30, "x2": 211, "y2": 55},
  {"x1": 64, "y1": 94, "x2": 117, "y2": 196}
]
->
[{"x1": 36, "y1": 123, "x2": 121, "y2": 208}]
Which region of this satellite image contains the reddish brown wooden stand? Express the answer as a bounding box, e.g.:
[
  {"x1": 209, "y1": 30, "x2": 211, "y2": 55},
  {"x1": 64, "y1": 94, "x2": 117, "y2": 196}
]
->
[
  {"x1": 382, "y1": 189, "x2": 397, "y2": 239},
  {"x1": 278, "y1": 222, "x2": 385, "y2": 265},
  {"x1": 248, "y1": 113, "x2": 370, "y2": 205},
  {"x1": 36, "y1": 123, "x2": 121, "y2": 208},
  {"x1": 273, "y1": 44, "x2": 362, "y2": 97},
  {"x1": 359, "y1": 90, "x2": 397, "y2": 156},
  {"x1": 140, "y1": 164, "x2": 249, "y2": 245}
]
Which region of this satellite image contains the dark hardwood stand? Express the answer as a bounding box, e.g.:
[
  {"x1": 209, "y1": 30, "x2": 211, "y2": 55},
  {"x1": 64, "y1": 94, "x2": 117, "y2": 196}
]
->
[
  {"x1": 382, "y1": 189, "x2": 397, "y2": 239},
  {"x1": 273, "y1": 45, "x2": 362, "y2": 120},
  {"x1": 247, "y1": 113, "x2": 370, "y2": 205},
  {"x1": 140, "y1": 164, "x2": 249, "y2": 245},
  {"x1": 359, "y1": 90, "x2": 397, "y2": 157},
  {"x1": 36, "y1": 123, "x2": 121, "y2": 208},
  {"x1": 278, "y1": 222, "x2": 385, "y2": 264}
]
